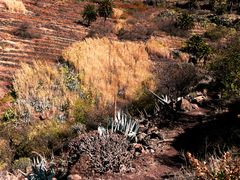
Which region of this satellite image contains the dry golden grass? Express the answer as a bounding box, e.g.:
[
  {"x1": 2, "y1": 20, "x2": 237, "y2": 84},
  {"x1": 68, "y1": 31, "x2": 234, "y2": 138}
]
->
[
  {"x1": 3, "y1": 0, "x2": 27, "y2": 14},
  {"x1": 13, "y1": 61, "x2": 79, "y2": 121},
  {"x1": 63, "y1": 38, "x2": 155, "y2": 108},
  {"x1": 112, "y1": 8, "x2": 124, "y2": 19},
  {"x1": 146, "y1": 37, "x2": 171, "y2": 59}
]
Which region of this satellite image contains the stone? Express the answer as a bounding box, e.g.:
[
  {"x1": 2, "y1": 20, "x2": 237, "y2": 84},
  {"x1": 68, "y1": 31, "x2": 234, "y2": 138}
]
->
[
  {"x1": 191, "y1": 103, "x2": 199, "y2": 110},
  {"x1": 138, "y1": 133, "x2": 147, "y2": 141},
  {"x1": 194, "y1": 95, "x2": 205, "y2": 103},
  {"x1": 180, "y1": 98, "x2": 193, "y2": 112},
  {"x1": 68, "y1": 174, "x2": 82, "y2": 180}
]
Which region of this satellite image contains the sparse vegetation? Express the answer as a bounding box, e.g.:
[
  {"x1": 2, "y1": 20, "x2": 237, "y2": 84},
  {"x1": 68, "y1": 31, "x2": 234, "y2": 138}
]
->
[
  {"x1": 13, "y1": 23, "x2": 41, "y2": 39},
  {"x1": 175, "y1": 12, "x2": 194, "y2": 30},
  {"x1": 204, "y1": 25, "x2": 236, "y2": 41}
]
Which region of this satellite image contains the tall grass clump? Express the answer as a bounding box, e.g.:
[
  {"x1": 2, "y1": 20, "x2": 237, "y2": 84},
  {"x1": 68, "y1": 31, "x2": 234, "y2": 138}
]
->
[
  {"x1": 62, "y1": 38, "x2": 154, "y2": 109},
  {"x1": 13, "y1": 62, "x2": 79, "y2": 122},
  {"x1": 3, "y1": 0, "x2": 27, "y2": 14}
]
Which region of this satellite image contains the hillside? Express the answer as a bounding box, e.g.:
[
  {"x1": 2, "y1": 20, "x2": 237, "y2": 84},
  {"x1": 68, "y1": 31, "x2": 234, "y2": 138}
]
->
[
  {"x1": 0, "y1": 0, "x2": 87, "y2": 98},
  {"x1": 0, "y1": 0, "x2": 240, "y2": 179}
]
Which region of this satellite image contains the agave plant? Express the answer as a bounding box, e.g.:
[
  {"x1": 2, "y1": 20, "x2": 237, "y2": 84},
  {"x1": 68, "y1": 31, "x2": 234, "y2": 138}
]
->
[
  {"x1": 98, "y1": 111, "x2": 139, "y2": 141},
  {"x1": 22, "y1": 152, "x2": 55, "y2": 180}
]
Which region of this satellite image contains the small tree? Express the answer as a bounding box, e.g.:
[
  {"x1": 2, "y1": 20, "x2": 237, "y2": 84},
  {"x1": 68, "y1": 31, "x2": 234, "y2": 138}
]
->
[
  {"x1": 183, "y1": 35, "x2": 212, "y2": 64},
  {"x1": 211, "y1": 39, "x2": 240, "y2": 97},
  {"x1": 82, "y1": 4, "x2": 97, "y2": 26},
  {"x1": 97, "y1": 0, "x2": 113, "y2": 24},
  {"x1": 175, "y1": 12, "x2": 194, "y2": 30}
]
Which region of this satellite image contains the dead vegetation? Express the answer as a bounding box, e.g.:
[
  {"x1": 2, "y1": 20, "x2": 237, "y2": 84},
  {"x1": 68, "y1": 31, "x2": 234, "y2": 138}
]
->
[
  {"x1": 187, "y1": 151, "x2": 240, "y2": 180},
  {"x1": 3, "y1": 0, "x2": 27, "y2": 14}
]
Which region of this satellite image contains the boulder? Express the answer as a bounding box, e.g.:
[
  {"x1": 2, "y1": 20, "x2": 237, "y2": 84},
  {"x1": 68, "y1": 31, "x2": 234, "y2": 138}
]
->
[
  {"x1": 68, "y1": 174, "x2": 82, "y2": 180},
  {"x1": 180, "y1": 98, "x2": 193, "y2": 112}
]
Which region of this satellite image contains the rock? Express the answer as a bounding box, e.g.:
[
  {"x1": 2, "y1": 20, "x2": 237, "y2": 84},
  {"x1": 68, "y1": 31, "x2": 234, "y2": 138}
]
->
[
  {"x1": 191, "y1": 103, "x2": 199, "y2": 110},
  {"x1": 194, "y1": 95, "x2": 205, "y2": 103},
  {"x1": 147, "y1": 127, "x2": 158, "y2": 134},
  {"x1": 180, "y1": 98, "x2": 193, "y2": 112},
  {"x1": 138, "y1": 133, "x2": 147, "y2": 141},
  {"x1": 68, "y1": 174, "x2": 82, "y2": 180}
]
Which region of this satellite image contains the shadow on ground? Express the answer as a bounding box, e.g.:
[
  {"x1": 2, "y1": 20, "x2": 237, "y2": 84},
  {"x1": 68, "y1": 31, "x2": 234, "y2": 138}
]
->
[{"x1": 172, "y1": 100, "x2": 240, "y2": 159}]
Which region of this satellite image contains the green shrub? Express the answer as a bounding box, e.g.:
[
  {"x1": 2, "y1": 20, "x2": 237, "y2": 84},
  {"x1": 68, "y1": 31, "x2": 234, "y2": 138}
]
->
[
  {"x1": 215, "y1": 4, "x2": 227, "y2": 15},
  {"x1": 204, "y1": 26, "x2": 236, "y2": 41},
  {"x1": 3, "y1": 108, "x2": 15, "y2": 121},
  {"x1": 183, "y1": 35, "x2": 212, "y2": 63},
  {"x1": 188, "y1": 0, "x2": 198, "y2": 9},
  {"x1": 175, "y1": 12, "x2": 194, "y2": 30},
  {"x1": 12, "y1": 157, "x2": 31, "y2": 172},
  {"x1": 82, "y1": 4, "x2": 97, "y2": 26},
  {"x1": 73, "y1": 99, "x2": 93, "y2": 124},
  {"x1": 211, "y1": 38, "x2": 240, "y2": 97},
  {"x1": 97, "y1": 0, "x2": 113, "y2": 22}
]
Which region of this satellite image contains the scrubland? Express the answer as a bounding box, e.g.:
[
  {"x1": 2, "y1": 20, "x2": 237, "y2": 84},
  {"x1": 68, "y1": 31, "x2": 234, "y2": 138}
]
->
[{"x1": 0, "y1": 0, "x2": 240, "y2": 179}]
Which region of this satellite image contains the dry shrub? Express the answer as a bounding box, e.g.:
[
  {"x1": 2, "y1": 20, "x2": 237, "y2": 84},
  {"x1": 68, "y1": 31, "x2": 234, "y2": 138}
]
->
[
  {"x1": 13, "y1": 61, "x2": 79, "y2": 122},
  {"x1": 187, "y1": 151, "x2": 240, "y2": 180},
  {"x1": 112, "y1": 8, "x2": 124, "y2": 19},
  {"x1": 3, "y1": 0, "x2": 27, "y2": 14},
  {"x1": 146, "y1": 37, "x2": 172, "y2": 60},
  {"x1": 117, "y1": 25, "x2": 154, "y2": 41},
  {"x1": 0, "y1": 138, "x2": 12, "y2": 170},
  {"x1": 0, "y1": 171, "x2": 22, "y2": 180},
  {"x1": 68, "y1": 131, "x2": 133, "y2": 176},
  {"x1": 118, "y1": 2, "x2": 148, "y2": 14},
  {"x1": 112, "y1": 19, "x2": 125, "y2": 34},
  {"x1": 87, "y1": 20, "x2": 116, "y2": 38},
  {"x1": 13, "y1": 23, "x2": 41, "y2": 39},
  {"x1": 62, "y1": 38, "x2": 155, "y2": 108},
  {"x1": 154, "y1": 62, "x2": 199, "y2": 99}
]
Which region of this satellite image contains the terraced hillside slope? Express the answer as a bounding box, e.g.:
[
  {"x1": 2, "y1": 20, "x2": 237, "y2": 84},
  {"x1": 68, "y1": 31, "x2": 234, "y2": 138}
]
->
[{"x1": 0, "y1": 0, "x2": 87, "y2": 99}]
